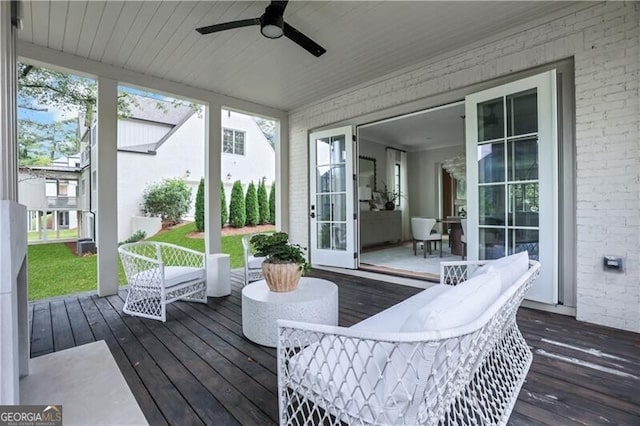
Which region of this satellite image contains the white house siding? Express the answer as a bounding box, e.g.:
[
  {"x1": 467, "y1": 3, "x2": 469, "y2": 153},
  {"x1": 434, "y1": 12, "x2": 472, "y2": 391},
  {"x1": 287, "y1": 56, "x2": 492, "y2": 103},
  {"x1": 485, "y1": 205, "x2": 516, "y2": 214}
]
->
[
  {"x1": 17, "y1": 173, "x2": 46, "y2": 210},
  {"x1": 288, "y1": 2, "x2": 639, "y2": 332},
  {"x1": 117, "y1": 111, "x2": 275, "y2": 242},
  {"x1": 221, "y1": 111, "x2": 277, "y2": 190},
  {"x1": 117, "y1": 120, "x2": 171, "y2": 149},
  {"x1": 117, "y1": 113, "x2": 204, "y2": 242}
]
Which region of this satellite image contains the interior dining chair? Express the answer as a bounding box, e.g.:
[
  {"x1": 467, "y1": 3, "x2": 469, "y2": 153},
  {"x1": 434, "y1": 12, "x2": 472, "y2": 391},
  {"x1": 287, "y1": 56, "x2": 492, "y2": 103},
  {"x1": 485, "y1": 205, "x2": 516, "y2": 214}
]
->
[
  {"x1": 460, "y1": 218, "x2": 467, "y2": 260},
  {"x1": 411, "y1": 217, "x2": 442, "y2": 258}
]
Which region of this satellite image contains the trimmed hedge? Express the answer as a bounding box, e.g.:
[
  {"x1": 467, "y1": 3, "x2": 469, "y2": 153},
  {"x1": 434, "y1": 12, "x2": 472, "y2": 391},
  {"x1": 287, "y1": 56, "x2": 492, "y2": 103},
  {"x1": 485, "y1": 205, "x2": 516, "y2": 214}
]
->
[
  {"x1": 245, "y1": 181, "x2": 259, "y2": 227},
  {"x1": 269, "y1": 182, "x2": 276, "y2": 225},
  {"x1": 257, "y1": 178, "x2": 270, "y2": 225},
  {"x1": 229, "y1": 180, "x2": 246, "y2": 228},
  {"x1": 221, "y1": 181, "x2": 228, "y2": 227},
  {"x1": 195, "y1": 178, "x2": 205, "y2": 232}
]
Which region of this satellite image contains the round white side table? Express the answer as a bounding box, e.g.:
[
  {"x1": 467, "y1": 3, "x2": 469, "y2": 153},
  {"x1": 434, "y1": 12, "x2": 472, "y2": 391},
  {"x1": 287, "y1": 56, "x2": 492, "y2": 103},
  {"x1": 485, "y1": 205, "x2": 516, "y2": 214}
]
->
[{"x1": 241, "y1": 277, "x2": 338, "y2": 347}]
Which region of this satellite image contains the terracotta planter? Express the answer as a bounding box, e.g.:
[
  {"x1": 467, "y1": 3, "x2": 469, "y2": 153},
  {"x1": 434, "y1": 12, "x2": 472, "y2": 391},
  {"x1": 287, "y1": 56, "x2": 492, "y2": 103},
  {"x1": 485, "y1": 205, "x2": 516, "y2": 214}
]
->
[{"x1": 262, "y1": 262, "x2": 302, "y2": 292}]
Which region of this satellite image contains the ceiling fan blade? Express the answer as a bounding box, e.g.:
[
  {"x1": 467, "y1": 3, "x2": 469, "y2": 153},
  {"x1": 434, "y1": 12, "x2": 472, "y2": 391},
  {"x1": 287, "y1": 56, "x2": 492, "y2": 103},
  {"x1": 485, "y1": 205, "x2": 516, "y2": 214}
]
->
[
  {"x1": 196, "y1": 18, "x2": 260, "y2": 35},
  {"x1": 269, "y1": 1, "x2": 289, "y2": 15},
  {"x1": 283, "y1": 22, "x2": 326, "y2": 57}
]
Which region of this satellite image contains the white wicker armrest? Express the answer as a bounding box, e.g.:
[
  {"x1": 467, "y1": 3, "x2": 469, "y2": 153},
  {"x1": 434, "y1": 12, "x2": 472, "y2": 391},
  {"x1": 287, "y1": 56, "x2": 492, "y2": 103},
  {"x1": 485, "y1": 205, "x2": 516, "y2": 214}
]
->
[{"x1": 440, "y1": 260, "x2": 490, "y2": 285}]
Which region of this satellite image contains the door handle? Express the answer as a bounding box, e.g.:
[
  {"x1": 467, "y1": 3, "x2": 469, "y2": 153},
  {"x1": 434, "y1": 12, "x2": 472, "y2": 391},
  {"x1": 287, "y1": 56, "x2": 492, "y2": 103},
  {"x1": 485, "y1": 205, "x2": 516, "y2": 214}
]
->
[{"x1": 310, "y1": 212, "x2": 316, "y2": 218}]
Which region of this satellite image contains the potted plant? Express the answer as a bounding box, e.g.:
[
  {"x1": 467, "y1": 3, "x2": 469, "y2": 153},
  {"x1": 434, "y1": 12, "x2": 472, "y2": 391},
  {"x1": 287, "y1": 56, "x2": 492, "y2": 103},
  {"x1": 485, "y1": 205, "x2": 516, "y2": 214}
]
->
[
  {"x1": 382, "y1": 183, "x2": 402, "y2": 210},
  {"x1": 250, "y1": 232, "x2": 309, "y2": 292}
]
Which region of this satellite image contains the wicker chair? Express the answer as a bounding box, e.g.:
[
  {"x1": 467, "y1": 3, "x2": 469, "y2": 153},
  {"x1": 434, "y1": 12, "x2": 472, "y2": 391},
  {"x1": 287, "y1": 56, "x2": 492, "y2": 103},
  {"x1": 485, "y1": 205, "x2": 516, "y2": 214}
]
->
[
  {"x1": 118, "y1": 242, "x2": 207, "y2": 322},
  {"x1": 242, "y1": 233, "x2": 269, "y2": 286},
  {"x1": 278, "y1": 255, "x2": 539, "y2": 425}
]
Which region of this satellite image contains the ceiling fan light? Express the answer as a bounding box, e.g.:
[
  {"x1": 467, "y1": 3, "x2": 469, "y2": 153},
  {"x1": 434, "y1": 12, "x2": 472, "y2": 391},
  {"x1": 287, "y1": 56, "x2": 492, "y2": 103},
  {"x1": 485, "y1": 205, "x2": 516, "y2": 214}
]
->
[
  {"x1": 261, "y1": 23, "x2": 283, "y2": 38},
  {"x1": 260, "y1": 11, "x2": 284, "y2": 38}
]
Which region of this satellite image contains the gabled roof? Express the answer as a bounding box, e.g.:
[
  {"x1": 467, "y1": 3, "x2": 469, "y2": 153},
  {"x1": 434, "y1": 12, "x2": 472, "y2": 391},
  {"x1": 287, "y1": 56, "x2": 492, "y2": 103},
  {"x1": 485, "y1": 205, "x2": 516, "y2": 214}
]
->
[
  {"x1": 119, "y1": 94, "x2": 196, "y2": 154},
  {"x1": 125, "y1": 95, "x2": 193, "y2": 126}
]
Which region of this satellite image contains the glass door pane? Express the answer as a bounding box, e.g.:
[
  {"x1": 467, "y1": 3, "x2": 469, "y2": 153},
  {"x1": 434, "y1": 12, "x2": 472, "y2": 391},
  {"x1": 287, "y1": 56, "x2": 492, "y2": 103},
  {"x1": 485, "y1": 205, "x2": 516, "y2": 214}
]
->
[
  {"x1": 466, "y1": 69, "x2": 557, "y2": 304},
  {"x1": 309, "y1": 126, "x2": 356, "y2": 269},
  {"x1": 314, "y1": 135, "x2": 347, "y2": 252}
]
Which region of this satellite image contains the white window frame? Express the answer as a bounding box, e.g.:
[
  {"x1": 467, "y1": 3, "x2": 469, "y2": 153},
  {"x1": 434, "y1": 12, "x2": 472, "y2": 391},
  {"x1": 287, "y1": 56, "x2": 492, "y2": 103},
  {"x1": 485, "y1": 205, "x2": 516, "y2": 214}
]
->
[{"x1": 222, "y1": 127, "x2": 246, "y2": 156}]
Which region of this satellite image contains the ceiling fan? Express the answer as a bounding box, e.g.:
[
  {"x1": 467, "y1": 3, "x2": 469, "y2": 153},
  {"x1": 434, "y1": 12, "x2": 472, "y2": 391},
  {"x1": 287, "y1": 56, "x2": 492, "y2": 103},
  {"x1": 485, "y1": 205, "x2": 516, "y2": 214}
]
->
[{"x1": 196, "y1": 1, "x2": 326, "y2": 57}]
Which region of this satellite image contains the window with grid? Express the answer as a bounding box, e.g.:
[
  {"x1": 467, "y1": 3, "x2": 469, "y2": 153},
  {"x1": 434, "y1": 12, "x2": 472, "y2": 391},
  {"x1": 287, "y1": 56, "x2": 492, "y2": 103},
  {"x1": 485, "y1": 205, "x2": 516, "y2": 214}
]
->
[{"x1": 223, "y1": 128, "x2": 246, "y2": 155}]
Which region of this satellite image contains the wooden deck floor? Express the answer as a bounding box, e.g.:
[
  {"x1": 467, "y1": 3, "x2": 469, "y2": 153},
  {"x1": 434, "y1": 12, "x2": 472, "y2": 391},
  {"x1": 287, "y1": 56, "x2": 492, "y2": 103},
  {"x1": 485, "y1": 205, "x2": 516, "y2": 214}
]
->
[{"x1": 30, "y1": 270, "x2": 640, "y2": 425}]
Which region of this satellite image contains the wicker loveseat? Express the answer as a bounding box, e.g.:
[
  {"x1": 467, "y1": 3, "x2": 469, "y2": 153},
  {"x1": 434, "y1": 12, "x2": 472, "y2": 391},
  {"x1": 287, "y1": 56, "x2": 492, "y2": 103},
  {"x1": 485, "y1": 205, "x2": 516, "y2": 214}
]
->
[
  {"x1": 118, "y1": 242, "x2": 207, "y2": 322},
  {"x1": 277, "y1": 252, "x2": 540, "y2": 425}
]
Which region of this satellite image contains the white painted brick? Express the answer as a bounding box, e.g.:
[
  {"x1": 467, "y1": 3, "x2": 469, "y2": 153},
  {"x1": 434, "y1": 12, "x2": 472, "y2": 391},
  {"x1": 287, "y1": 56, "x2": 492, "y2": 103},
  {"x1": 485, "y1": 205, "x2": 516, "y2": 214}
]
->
[{"x1": 288, "y1": 2, "x2": 639, "y2": 332}]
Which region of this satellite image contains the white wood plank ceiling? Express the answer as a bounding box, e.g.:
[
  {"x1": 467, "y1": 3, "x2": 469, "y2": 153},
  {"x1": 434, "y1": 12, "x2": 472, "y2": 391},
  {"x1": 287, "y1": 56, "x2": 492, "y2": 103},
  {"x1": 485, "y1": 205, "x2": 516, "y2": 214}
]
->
[{"x1": 19, "y1": 1, "x2": 579, "y2": 111}]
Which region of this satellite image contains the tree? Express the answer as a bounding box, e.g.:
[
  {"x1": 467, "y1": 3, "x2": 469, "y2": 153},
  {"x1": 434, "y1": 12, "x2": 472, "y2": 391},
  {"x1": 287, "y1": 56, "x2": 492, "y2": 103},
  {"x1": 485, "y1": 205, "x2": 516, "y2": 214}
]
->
[
  {"x1": 229, "y1": 180, "x2": 246, "y2": 228},
  {"x1": 257, "y1": 178, "x2": 270, "y2": 225},
  {"x1": 245, "y1": 181, "x2": 259, "y2": 227},
  {"x1": 269, "y1": 182, "x2": 276, "y2": 225},
  {"x1": 18, "y1": 63, "x2": 202, "y2": 124},
  {"x1": 18, "y1": 118, "x2": 79, "y2": 165},
  {"x1": 254, "y1": 117, "x2": 276, "y2": 148},
  {"x1": 220, "y1": 182, "x2": 228, "y2": 227},
  {"x1": 195, "y1": 178, "x2": 205, "y2": 232},
  {"x1": 18, "y1": 63, "x2": 99, "y2": 122},
  {"x1": 142, "y1": 178, "x2": 192, "y2": 225}
]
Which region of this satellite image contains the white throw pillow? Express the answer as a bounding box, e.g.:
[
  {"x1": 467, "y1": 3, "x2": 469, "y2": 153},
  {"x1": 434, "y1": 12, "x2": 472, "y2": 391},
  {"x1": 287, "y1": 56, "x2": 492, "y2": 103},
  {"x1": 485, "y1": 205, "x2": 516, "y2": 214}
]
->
[
  {"x1": 468, "y1": 264, "x2": 495, "y2": 279},
  {"x1": 489, "y1": 251, "x2": 529, "y2": 291},
  {"x1": 400, "y1": 273, "x2": 502, "y2": 332}
]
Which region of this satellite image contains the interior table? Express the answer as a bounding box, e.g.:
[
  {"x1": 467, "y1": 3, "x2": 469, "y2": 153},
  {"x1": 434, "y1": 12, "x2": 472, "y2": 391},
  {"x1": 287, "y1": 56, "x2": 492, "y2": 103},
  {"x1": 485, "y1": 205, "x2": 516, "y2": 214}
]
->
[
  {"x1": 241, "y1": 277, "x2": 338, "y2": 347},
  {"x1": 439, "y1": 218, "x2": 463, "y2": 256}
]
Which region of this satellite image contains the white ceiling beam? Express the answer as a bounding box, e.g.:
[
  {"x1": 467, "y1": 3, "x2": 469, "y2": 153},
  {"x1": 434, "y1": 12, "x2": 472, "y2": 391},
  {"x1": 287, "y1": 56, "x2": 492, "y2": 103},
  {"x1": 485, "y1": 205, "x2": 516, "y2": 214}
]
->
[{"x1": 17, "y1": 40, "x2": 287, "y2": 121}]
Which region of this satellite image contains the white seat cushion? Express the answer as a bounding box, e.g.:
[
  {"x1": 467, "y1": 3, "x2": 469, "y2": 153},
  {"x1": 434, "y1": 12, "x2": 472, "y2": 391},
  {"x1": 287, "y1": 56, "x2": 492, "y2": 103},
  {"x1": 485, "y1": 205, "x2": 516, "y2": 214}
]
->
[
  {"x1": 426, "y1": 233, "x2": 442, "y2": 241},
  {"x1": 131, "y1": 266, "x2": 204, "y2": 288},
  {"x1": 400, "y1": 273, "x2": 502, "y2": 332},
  {"x1": 247, "y1": 255, "x2": 265, "y2": 269},
  {"x1": 164, "y1": 266, "x2": 205, "y2": 287}
]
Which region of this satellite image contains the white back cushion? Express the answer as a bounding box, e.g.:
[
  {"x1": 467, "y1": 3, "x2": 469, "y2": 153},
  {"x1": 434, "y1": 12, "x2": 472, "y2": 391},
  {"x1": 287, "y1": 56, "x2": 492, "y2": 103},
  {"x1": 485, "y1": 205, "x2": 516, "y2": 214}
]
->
[
  {"x1": 400, "y1": 273, "x2": 502, "y2": 332},
  {"x1": 489, "y1": 251, "x2": 529, "y2": 290},
  {"x1": 352, "y1": 284, "x2": 450, "y2": 333}
]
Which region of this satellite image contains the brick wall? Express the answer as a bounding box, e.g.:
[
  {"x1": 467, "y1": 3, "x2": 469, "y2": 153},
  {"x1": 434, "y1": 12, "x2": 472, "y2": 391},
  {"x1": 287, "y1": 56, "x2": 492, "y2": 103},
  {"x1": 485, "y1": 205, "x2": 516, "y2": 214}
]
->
[{"x1": 288, "y1": 2, "x2": 639, "y2": 332}]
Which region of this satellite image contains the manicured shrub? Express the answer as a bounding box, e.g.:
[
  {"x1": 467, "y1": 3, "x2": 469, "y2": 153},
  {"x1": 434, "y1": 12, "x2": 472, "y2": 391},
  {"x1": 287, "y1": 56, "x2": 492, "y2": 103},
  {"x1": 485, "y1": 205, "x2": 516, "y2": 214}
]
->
[
  {"x1": 142, "y1": 178, "x2": 192, "y2": 225},
  {"x1": 229, "y1": 180, "x2": 246, "y2": 228},
  {"x1": 195, "y1": 178, "x2": 205, "y2": 232},
  {"x1": 257, "y1": 178, "x2": 270, "y2": 225},
  {"x1": 269, "y1": 182, "x2": 276, "y2": 225},
  {"x1": 245, "y1": 181, "x2": 259, "y2": 227},
  {"x1": 220, "y1": 182, "x2": 228, "y2": 227},
  {"x1": 118, "y1": 230, "x2": 146, "y2": 246}
]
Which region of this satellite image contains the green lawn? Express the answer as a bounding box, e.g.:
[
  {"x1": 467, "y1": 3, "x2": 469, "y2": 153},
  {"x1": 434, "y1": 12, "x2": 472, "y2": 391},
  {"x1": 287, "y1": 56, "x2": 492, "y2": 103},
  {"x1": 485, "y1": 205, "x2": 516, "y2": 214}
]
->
[
  {"x1": 27, "y1": 244, "x2": 114, "y2": 300},
  {"x1": 147, "y1": 222, "x2": 245, "y2": 269},
  {"x1": 28, "y1": 222, "x2": 245, "y2": 300},
  {"x1": 28, "y1": 228, "x2": 79, "y2": 241}
]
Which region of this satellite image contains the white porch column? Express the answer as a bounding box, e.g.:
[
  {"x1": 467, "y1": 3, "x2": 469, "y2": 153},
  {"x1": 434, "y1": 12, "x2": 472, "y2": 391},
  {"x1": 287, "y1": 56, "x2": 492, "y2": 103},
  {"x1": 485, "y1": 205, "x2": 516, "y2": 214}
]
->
[
  {"x1": 0, "y1": 0, "x2": 29, "y2": 405},
  {"x1": 0, "y1": 1, "x2": 17, "y2": 201},
  {"x1": 96, "y1": 78, "x2": 118, "y2": 297},
  {"x1": 204, "y1": 103, "x2": 230, "y2": 297},
  {"x1": 275, "y1": 117, "x2": 289, "y2": 232}
]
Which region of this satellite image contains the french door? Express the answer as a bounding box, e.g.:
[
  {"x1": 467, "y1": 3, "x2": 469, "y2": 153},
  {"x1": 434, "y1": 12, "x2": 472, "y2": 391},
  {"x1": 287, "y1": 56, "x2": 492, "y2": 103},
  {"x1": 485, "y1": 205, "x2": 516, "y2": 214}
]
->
[
  {"x1": 465, "y1": 70, "x2": 558, "y2": 304},
  {"x1": 309, "y1": 126, "x2": 357, "y2": 268}
]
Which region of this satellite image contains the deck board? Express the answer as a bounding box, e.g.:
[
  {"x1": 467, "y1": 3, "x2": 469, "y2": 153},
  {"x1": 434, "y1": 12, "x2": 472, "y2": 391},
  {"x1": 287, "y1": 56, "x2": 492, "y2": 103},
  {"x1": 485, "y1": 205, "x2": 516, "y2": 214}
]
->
[
  {"x1": 50, "y1": 299, "x2": 75, "y2": 352},
  {"x1": 30, "y1": 269, "x2": 640, "y2": 425}
]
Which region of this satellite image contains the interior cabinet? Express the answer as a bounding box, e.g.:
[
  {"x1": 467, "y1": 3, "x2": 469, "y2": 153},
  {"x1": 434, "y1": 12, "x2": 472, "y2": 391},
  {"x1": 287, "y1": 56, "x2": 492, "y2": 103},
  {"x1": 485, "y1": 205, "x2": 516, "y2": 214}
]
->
[{"x1": 360, "y1": 210, "x2": 402, "y2": 247}]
